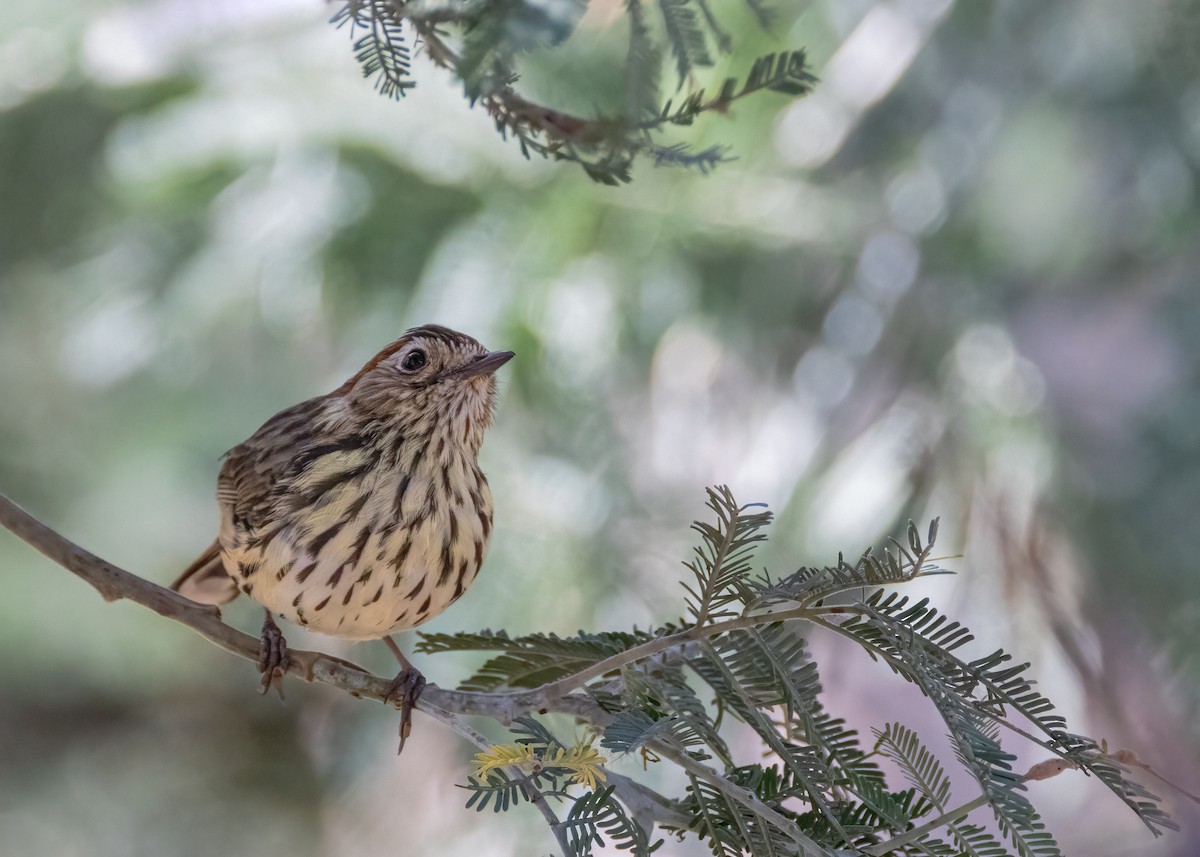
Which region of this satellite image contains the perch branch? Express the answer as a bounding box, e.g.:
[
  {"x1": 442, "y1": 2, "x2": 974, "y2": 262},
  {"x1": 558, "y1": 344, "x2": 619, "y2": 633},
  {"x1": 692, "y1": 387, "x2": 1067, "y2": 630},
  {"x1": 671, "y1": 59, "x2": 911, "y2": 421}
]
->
[{"x1": 0, "y1": 492, "x2": 672, "y2": 850}]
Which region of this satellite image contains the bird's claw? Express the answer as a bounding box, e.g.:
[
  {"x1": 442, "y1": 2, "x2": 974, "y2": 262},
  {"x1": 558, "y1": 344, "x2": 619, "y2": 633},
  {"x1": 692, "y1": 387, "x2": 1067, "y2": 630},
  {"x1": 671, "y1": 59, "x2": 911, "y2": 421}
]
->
[
  {"x1": 258, "y1": 613, "x2": 290, "y2": 699},
  {"x1": 384, "y1": 668, "x2": 426, "y2": 755}
]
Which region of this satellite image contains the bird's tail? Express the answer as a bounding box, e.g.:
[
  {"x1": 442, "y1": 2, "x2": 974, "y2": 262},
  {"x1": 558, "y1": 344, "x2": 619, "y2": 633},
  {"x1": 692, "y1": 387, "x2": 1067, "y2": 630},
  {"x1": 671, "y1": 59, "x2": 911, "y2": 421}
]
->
[{"x1": 172, "y1": 540, "x2": 240, "y2": 606}]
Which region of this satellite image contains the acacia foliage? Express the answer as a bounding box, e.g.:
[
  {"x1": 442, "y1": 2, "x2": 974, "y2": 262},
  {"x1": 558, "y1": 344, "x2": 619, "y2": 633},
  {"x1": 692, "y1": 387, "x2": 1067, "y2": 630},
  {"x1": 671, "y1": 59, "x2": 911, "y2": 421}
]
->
[
  {"x1": 419, "y1": 487, "x2": 1175, "y2": 857},
  {"x1": 329, "y1": 0, "x2": 816, "y2": 183}
]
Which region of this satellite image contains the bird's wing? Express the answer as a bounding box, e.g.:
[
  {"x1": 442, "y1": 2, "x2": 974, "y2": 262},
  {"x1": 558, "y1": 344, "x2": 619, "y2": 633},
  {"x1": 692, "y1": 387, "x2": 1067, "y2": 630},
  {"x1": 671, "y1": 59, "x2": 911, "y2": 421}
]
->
[
  {"x1": 217, "y1": 395, "x2": 333, "y2": 536},
  {"x1": 173, "y1": 396, "x2": 332, "y2": 604}
]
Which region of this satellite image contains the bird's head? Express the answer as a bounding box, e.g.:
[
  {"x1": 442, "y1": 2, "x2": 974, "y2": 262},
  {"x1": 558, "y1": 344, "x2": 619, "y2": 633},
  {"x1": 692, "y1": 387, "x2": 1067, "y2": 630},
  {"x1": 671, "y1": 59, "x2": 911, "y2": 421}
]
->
[{"x1": 338, "y1": 325, "x2": 513, "y2": 449}]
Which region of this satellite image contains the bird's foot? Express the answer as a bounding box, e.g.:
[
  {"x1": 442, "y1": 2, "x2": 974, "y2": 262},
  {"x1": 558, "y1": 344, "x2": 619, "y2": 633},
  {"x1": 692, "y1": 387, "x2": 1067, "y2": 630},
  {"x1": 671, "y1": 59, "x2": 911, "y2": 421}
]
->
[
  {"x1": 383, "y1": 667, "x2": 426, "y2": 755},
  {"x1": 258, "y1": 611, "x2": 290, "y2": 698}
]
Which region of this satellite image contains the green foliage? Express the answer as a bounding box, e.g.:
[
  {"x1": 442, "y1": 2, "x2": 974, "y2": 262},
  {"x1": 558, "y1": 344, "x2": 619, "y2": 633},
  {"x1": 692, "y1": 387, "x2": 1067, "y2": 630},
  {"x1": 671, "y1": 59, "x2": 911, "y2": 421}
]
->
[
  {"x1": 683, "y1": 485, "x2": 771, "y2": 624},
  {"x1": 427, "y1": 487, "x2": 1175, "y2": 856},
  {"x1": 875, "y1": 723, "x2": 1008, "y2": 857},
  {"x1": 563, "y1": 785, "x2": 662, "y2": 856},
  {"x1": 331, "y1": 1, "x2": 415, "y2": 99},
  {"x1": 325, "y1": 0, "x2": 815, "y2": 182},
  {"x1": 416, "y1": 627, "x2": 659, "y2": 691}
]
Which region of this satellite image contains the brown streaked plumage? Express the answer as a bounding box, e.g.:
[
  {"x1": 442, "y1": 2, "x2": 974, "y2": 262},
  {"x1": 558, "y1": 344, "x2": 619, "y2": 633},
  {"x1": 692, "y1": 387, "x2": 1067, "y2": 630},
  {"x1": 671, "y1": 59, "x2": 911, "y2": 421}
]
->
[{"x1": 173, "y1": 324, "x2": 512, "y2": 746}]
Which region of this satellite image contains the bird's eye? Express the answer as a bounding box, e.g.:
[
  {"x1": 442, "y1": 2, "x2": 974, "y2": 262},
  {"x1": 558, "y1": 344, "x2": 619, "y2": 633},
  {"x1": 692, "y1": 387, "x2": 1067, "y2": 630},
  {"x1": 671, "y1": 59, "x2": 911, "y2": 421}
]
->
[{"x1": 401, "y1": 349, "x2": 427, "y2": 372}]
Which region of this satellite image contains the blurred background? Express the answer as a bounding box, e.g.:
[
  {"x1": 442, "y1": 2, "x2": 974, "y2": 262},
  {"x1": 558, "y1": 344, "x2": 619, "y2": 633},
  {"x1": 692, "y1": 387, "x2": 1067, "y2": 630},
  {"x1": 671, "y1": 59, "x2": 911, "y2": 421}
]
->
[{"x1": 2, "y1": 0, "x2": 1200, "y2": 854}]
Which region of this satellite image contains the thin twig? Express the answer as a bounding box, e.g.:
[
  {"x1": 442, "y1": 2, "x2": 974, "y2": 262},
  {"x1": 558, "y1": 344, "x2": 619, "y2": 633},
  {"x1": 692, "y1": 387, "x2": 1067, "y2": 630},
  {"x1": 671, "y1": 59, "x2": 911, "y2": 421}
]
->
[
  {"x1": 0, "y1": 493, "x2": 573, "y2": 852},
  {"x1": 861, "y1": 794, "x2": 990, "y2": 857},
  {"x1": 0, "y1": 492, "x2": 684, "y2": 849},
  {"x1": 419, "y1": 698, "x2": 568, "y2": 856},
  {"x1": 647, "y1": 737, "x2": 832, "y2": 855},
  {"x1": 538, "y1": 693, "x2": 834, "y2": 857}
]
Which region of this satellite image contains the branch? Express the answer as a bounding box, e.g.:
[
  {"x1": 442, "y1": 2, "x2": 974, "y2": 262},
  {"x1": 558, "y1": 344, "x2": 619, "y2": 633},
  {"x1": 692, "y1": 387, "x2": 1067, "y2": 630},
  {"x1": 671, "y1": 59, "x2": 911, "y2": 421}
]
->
[
  {"x1": 861, "y1": 794, "x2": 990, "y2": 856},
  {"x1": 0, "y1": 492, "x2": 674, "y2": 851},
  {"x1": 537, "y1": 692, "x2": 833, "y2": 856}
]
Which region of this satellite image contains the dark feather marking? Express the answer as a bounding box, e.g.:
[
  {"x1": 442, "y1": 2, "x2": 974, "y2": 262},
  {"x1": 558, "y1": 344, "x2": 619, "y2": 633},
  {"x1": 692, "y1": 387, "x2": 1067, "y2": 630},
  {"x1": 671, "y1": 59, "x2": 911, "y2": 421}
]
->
[
  {"x1": 448, "y1": 511, "x2": 459, "y2": 543},
  {"x1": 297, "y1": 608, "x2": 307, "y2": 626},
  {"x1": 390, "y1": 535, "x2": 412, "y2": 590},
  {"x1": 345, "y1": 492, "x2": 370, "y2": 521},
  {"x1": 314, "y1": 594, "x2": 331, "y2": 611},
  {"x1": 392, "y1": 473, "x2": 412, "y2": 514},
  {"x1": 391, "y1": 537, "x2": 412, "y2": 571},
  {"x1": 241, "y1": 582, "x2": 253, "y2": 595},
  {"x1": 369, "y1": 585, "x2": 384, "y2": 604},
  {"x1": 292, "y1": 434, "x2": 367, "y2": 473},
  {"x1": 479, "y1": 508, "x2": 492, "y2": 539},
  {"x1": 292, "y1": 593, "x2": 303, "y2": 607},
  {"x1": 453, "y1": 558, "x2": 470, "y2": 599},
  {"x1": 357, "y1": 567, "x2": 373, "y2": 584},
  {"x1": 275, "y1": 560, "x2": 294, "y2": 582},
  {"x1": 474, "y1": 538, "x2": 483, "y2": 572},
  {"x1": 327, "y1": 565, "x2": 344, "y2": 588},
  {"x1": 348, "y1": 527, "x2": 371, "y2": 567},
  {"x1": 405, "y1": 577, "x2": 424, "y2": 599},
  {"x1": 418, "y1": 594, "x2": 431, "y2": 615},
  {"x1": 247, "y1": 526, "x2": 283, "y2": 550},
  {"x1": 392, "y1": 438, "x2": 426, "y2": 513},
  {"x1": 238, "y1": 559, "x2": 260, "y2": 579},
  {"x1": 438, "y1": 539, "x2": 454, "y2": 585},
  {"x1": 308, "y1": 522, "x2": 342, "y2": 556},
  {"x1": 304, "y1": 457, "x2": 377, "y2": 504},
  {"x1": 296, "y1": 561, "x2": 318, "y2": 584}
]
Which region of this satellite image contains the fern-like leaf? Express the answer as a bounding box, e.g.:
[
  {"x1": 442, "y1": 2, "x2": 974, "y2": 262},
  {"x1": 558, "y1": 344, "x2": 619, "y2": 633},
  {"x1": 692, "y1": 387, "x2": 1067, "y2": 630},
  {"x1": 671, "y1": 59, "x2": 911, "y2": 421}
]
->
[
  {"x1": 618, "y1": 661, "x2": 732, "y2": 764},
  {"x1": 625, "y1": 0, "x2": 663, "y2": 121},
  {"x1": 683, "y1": 485, "x2": 772, "y2": 625},
  {"x1": 461, "y1": 767, "x2": 565, "y2": 813},
  {"x1": 875, "y1": 723, "x2": 1009, "y2": 856},
  {"x1": 656, "y1": 0, "x2": 713, "y2": 87},
  {"x1": 331, "y1": 1, "x2": 415, "y2": 100},
  {"x1": 417, "y1": 628, "x2": 657, "y2": 691},
  {"x1": 563, "y1": 786, "x2": 662, "y2": 857},
  {"x1": 742, "y1": 50, "x2": 817, "y2": 97},
  {"x1": 754, "y1": 519, "x2": 945, "y2": 608},
  {"x1": 689, "y1": 640, "x2": 848, "y2": 843}
]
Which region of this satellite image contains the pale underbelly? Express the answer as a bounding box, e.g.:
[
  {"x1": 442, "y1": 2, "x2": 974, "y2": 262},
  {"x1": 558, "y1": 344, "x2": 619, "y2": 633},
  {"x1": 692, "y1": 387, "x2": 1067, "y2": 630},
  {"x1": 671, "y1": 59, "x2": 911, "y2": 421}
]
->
[{"x1": 227, "y1": 517, "x2": 483, "y2": 640}]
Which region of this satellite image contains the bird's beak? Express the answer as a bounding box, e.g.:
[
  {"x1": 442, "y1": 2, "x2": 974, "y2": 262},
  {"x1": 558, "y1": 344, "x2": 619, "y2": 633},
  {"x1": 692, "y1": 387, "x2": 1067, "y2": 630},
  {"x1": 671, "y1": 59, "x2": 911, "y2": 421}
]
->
[{"x1": 445, "y1": 350, "x2": 515, "y2": 380}]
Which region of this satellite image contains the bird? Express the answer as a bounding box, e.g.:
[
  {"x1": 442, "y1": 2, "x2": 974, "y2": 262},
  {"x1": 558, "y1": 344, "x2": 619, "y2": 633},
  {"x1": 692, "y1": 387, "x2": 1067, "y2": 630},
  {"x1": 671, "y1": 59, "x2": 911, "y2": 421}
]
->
[{"x1": 173, "y1": 324, "x2": 513, "y2": 749}]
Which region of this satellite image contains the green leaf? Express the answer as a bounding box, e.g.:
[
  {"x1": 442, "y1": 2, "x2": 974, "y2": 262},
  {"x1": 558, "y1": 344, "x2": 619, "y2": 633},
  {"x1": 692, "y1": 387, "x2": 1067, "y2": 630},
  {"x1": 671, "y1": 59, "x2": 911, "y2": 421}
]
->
[
  {"x1": 683, "y1": 485, "x2": 772, "y2": 625},
  {"x1": 742, "y1": 50, "x2": 817, "y2": 97},
  {"x1": 417, "y1": 628, "x2": 656, "y2": 691},
  {"x1": 330, "y1": 0, "x2": 415, "y2": 99},
  {"x1": 562, "y1": 786, "x2": 663, "y2": 857},
  {"x1": 656, "y1": 0, "x2": 714, "y2": 87},
  {"x1": 625, "y1": 0, "x2": 663, "y2": 121}
]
